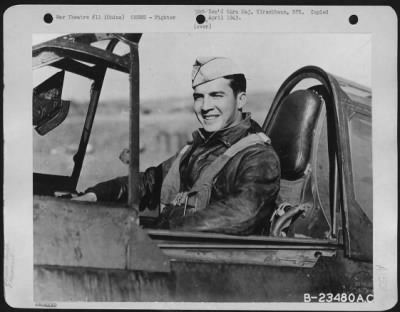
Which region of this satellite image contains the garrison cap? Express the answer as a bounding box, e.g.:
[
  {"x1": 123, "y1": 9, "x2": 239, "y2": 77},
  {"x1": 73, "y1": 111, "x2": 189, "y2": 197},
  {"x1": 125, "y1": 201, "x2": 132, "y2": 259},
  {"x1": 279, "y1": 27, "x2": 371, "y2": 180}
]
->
[{"x1": 192, "y1": 57, "x2": 244, "y2": 88}]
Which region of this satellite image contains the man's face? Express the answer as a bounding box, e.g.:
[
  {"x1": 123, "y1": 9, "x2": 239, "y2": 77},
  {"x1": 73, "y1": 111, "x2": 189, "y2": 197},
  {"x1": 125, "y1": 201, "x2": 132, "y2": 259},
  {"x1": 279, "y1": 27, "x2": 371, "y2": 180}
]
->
[{"x1": 193, "y1": 78, "x2": 246, "y2": 132}]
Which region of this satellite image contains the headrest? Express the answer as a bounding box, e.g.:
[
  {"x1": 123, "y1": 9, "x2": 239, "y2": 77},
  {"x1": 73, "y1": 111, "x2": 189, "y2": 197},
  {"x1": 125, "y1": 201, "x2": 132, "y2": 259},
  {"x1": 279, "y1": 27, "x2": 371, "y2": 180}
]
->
[{"x1": 267, "y1": 90, "x2": 322, "y2": 180}]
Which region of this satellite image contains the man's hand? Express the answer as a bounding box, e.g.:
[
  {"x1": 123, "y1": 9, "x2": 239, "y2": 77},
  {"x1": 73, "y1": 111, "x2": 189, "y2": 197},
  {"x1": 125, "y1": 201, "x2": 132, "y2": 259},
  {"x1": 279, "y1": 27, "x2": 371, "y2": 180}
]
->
[{"x1": 71, "y1": 192, "x2": 97, "y2": 202}]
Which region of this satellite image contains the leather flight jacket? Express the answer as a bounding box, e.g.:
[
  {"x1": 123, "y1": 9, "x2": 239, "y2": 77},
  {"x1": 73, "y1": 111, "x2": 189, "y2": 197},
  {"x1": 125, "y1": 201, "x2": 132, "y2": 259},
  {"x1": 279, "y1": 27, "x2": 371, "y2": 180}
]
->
[{"x1": 160, "y1": 133, "x2": 271, "y2": 216}]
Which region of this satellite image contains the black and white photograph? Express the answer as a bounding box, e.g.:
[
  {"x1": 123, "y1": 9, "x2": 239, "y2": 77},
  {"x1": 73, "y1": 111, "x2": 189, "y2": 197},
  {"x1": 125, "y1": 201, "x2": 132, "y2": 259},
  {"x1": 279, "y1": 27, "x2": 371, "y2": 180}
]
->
[{"x1": 3, "y1": 5, "x2": 397, "y2": 309}]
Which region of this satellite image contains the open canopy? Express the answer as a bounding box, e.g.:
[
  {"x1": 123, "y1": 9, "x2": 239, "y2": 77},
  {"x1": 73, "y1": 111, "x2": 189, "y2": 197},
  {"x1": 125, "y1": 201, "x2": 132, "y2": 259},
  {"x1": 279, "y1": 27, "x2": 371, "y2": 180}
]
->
[{"x1": 32, "y1": 33, "x2": 142, "y2": 76}]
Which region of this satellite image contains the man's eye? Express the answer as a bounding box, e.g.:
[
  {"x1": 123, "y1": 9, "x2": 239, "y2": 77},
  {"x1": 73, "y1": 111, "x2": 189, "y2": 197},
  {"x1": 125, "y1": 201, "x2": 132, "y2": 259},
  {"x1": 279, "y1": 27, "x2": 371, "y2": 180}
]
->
[{"x1": 212, "y1": 94, "x2": 224, "y2": 98}]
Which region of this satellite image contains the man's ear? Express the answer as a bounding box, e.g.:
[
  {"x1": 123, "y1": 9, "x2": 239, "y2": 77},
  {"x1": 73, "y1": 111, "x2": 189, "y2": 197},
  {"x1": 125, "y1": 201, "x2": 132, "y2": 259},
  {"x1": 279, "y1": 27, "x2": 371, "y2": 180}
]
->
[{"x1": 237, "y1": 92, "x2": 247, "y2": 109}]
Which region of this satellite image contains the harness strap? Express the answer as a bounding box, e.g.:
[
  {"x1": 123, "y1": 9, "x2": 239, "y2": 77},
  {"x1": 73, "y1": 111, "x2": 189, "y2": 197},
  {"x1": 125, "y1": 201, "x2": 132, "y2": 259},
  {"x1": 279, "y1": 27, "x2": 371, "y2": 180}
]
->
[
  {"x1": 159, "y1": 145, "x2": 190, "y2": 211},
  {"x1": 189, "y1": 133, "x2": 270, "y2": 193},
  {"x1": 160, "y1": 133, "x2": 271, "y2": 213}
]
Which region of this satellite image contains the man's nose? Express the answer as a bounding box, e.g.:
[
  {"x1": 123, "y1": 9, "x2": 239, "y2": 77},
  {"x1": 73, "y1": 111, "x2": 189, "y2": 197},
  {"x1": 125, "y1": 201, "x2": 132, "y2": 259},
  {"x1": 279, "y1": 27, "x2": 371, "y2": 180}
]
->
[{"x1": 201, "y1": 95, "x2": 213, "y2": 110}]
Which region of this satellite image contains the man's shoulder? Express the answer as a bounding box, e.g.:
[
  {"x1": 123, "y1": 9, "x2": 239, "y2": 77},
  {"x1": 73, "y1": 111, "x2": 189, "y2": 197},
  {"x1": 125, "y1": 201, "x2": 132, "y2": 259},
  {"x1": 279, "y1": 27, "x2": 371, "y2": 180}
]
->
[
  {"x1": 228, "y1": 138, "x2": 280, "y2": 178},
  {"x1": 244, "y1": 136, "x2": 278, "y2": 154},
  {"x1": 240, "y1": 132, "x2": 280, "y2": 163}
]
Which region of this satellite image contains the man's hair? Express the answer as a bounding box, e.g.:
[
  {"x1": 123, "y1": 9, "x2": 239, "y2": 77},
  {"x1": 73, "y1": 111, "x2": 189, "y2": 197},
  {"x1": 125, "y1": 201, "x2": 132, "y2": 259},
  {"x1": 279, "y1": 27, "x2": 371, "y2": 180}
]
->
[{"x1": 224, "y1": 74, "x2": 247, "y2": 97}]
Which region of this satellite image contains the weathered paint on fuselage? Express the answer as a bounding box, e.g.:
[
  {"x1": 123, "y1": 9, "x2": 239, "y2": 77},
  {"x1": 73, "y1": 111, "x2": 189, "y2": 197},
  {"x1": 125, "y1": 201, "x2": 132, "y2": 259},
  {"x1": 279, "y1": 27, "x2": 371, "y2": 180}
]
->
[
  {"x1": 34, "y1": 196, "x2": 372, "y2": 302},
  {"x1": 34, "y1": 252, "x2": 372, "y2": 302}
]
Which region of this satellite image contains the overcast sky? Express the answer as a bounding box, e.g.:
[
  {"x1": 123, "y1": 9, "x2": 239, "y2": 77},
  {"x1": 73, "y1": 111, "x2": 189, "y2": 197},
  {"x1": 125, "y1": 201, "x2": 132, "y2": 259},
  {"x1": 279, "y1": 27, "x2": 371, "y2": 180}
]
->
[{"x1": 33, "y1": 33, "x2": 371, "y2": 101}]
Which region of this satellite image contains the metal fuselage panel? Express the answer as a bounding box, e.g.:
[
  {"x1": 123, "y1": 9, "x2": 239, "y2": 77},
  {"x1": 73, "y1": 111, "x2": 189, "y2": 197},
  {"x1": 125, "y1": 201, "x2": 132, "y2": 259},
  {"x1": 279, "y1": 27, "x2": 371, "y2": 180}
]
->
[
  {"x1": 33, "y1": 196, "x2": 372, "y2": 302},
  {"x1": 34, "y1": 251, "x2": 372, "y2": 302}
]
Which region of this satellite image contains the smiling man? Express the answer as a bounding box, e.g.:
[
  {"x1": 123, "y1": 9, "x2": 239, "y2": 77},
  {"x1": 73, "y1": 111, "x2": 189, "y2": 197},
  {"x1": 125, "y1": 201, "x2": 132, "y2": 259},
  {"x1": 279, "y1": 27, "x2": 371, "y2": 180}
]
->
[{"x1": 75, "y1": 57, "x2": 281, "y2": 235}]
